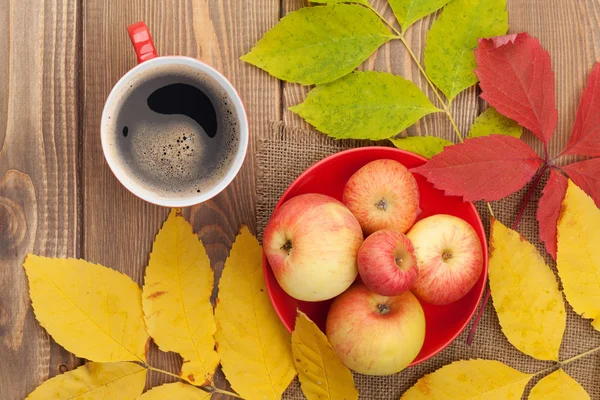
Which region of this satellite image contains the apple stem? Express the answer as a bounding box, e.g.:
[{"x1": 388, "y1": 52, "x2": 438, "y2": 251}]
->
[
  {"x1": 377, "y1": 304, "x2": 390, "y2": 315},
  {"x1": 375, "y1": 198, "x2": 388, "y2": 211},
  {"x1": 442, "y1": 250, "x2": 452, "y2": 261},
  {"x1": 280, "y1": 239, "x2": 292, "y2": 253}
]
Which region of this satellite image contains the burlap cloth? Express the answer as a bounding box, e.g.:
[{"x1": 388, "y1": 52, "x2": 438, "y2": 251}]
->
[{"x1": 255, "y1": 121, "x2": 600, "y2": 399}]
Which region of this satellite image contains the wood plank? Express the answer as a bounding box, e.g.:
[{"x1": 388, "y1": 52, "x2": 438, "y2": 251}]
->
[
  {"x1": 82, "y1": 0, "x2": 280, "y2": 393},
  {"x1": 1, "y1": 0, "x2": 594, "y2": 399},
  {"x1": 0, "y1": 0, "x2": 81, "y2": 398},
  {"x1": 281, "y1": 0, "x2": 311, "y2": 128}
]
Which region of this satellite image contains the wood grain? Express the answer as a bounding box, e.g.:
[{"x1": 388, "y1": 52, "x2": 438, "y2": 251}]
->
[
  {"x1": 506, "y1": 0, "x2": 600, "y2": 164},
  {"x1": 281, "y1": 0, "x2": 311, "y2": 128},
  {"x1": 1, "y1": 0, "x2": 599, "y2": 399},
  {"x1": 82, "y1": 0, "x2": 280, "y2": 395},
  {"x1": 0, "y1": 0, "x2": 81, "y2": 399}
]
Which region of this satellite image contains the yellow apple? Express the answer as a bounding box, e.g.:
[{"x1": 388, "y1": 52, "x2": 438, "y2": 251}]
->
[
  {"x1": 263, "y1": 193, "x2": 363, "y2": 302},
  {"x1": 326, "y1": 283, "x2": 425, "y2": 375},
  {"x1": 407, "y1": 214, "x2": 483, "y2": 305}
]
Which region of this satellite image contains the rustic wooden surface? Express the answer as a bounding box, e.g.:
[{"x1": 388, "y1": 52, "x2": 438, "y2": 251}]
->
[
  {"x1": 0, "y1": 0, "x2": 82, "y2": 398},
  {"x1": 0, "y1": 0, "x2": 599, "y2": 399}
]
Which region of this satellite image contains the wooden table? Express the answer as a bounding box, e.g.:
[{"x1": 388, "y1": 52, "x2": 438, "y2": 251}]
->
[{"x1": 0, "y1": 0, "x2": 598, "y2": 398}]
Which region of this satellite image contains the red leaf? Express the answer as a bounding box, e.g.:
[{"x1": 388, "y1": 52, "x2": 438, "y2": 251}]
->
[
  {"x1": 563, "y1": 158, "x2": 600, "y2": 208},
  {"x1": 412, "y1": 135, "x2": 544, "y2": 201},
  {"x1": 537, "y1": 169, "x2": 568, "y2": 259},
  {"x1": 490, "y1": 34, "x2": 517, "y2": 47},
  {"x1": 563, "y1": 63, "x2": 600, "y2": 157},
  {"x1": 475, "y1": 33, "x2": 558, "y2": 147}
]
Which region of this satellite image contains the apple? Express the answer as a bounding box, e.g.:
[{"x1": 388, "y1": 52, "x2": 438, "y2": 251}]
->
[
  {"x1": 326, "y1": 283, "x2": 425, "y2": 375},
  {"x1": 263, "y1": 193, "x2": 363, "y2": 302},
  {"x1": 407, "y1": 214, "x2": 483, "y2": 305},
  {"x1": 357, "y1": 229, "x2": 418, "y2": 296},
  {"x1": 342, "y1": 159, "x2": 419, "y2": 235}
]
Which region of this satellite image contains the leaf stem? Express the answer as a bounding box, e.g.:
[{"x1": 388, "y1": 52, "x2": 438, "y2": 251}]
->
[
  {"x1": 368, "y1": 9, "x2": 456, "y2": 117},
  {"x1": 518, "y1": 345, "x2": 600, "y2": 384},
  {"x1": 561, "y1": 344, "x2": 600, "y2": 365},
  {"x1": 397, "y1": 36, "x2": 456, "y2": 118},
  {"x1": 487, "y1": 203, "x2": 496, "y2": 219},
  {"x1": 205, "y1": 386, "x2": 245, "y2": 399},
  {"x1": 512, "y1": 165, "x2": 549, "y2": 230},
  {"x1": 466, "y1": 288, "x2": 491, "y2": 345},
  {"x1": 512, "y1": 346, "x2": 600, "y2": 382},
  {"x1": 369, "y1": 7, "x2": 468, "y2": 142},
  {"x1": 370, "y1": 9, "x2": 505, "y2": 341},
  {"x1": 145, "y1": 365, "x2": 183, "y2": 381},
  {"x1": 548, "y1": 152, "x2": 567, "y2": 166},
  {"x1": 443, "y1": 110, "x2": 466, "y2": 143},
  {"x1": 533, "y1": 364, "x2": 559, "y2": 378},
  {"x1": 399, "y1": 35, "x2": 466, "y2": 144},
  {"x1": 144, "y1": 365, "x2": 243, "y2": 399},
  {"x1": 368, "y1": 6, "x2": 509, "y2": 348},
  {"x1": 466, "y1": 164, "x2": 549, "y2": 344}
]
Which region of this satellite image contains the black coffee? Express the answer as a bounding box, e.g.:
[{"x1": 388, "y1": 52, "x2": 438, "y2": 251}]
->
[
  {"x1": 147, "y1": 83, "x2": 218, "y2": 138},
  {"x1": 104, "y1": 63, "x2": 240, "y2": 198}
]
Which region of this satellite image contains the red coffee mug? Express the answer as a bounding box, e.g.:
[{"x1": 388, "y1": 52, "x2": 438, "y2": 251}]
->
[{"x1": 100, "y1": 22, "x2": 249, "y2": 207}]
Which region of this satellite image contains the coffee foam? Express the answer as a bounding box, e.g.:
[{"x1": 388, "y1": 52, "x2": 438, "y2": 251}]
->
[{"x1": 103, "y1": 62, "x2": 240, "y2": 199}]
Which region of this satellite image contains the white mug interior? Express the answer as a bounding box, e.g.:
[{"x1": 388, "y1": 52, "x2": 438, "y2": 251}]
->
[{"x1": 101, "y1": 56, "x2": 248, "y2": 208}]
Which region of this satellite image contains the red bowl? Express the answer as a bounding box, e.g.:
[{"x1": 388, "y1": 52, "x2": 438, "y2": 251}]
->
[{"x1": 262, "y1": 146, "x2": 488, "y2": 366}]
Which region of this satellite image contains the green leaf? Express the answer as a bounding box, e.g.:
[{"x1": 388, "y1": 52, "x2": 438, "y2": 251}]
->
[
  {"x1": 310, "y1": 0, "x2": 369, "y2": 4},
  {"x1": 424, "y1": 0, "x2": 508, "y2": 102},
  {"x1": 389, "y1": 0, "x2": 452, "y2": 33},
  {"x1": 290, "y1": 71, "x2": 441, "y2": 140},
  {"x1": 468, "y1": 107, "x2": 523, "y2": 138},
  {"x1": 241, "y1": 4, "x2": 395, "y2": 85},
  {"x1": 390, "y1": 136, "x2": 453, "y2": 158}
]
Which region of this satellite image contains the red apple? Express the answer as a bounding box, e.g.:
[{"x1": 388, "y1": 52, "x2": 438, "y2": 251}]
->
[
  {"x1": 342, "y1": 159, "x2": 419, "y2": 235},
  {"x1": 357, "y1": 229, "x2": 418, "y2": 296},
  {"x1": 407, "y1": 214, "x2": 483, "y2": 305},
  {"x1": 326, "y1": 283, "x2": 425, "y2": 375},
  {"x1": 263, "y1": 193, "x2": 363, "y2": 302}
]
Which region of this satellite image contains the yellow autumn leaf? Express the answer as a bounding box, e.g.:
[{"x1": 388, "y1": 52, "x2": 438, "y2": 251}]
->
[
  {"x1": 23, "y1": 256, "x2": 148, "y2": 362},
  {"x1": 142, "y1": 210, "x2": 219, "y2": 385},
  {"x1": 292, "y1": 311, "x2": 358, "y2": 400},
  {"x1": 557, "y1": 180, "x2": 600, "y2": 330},
  {"x1": 401, "y1": 359, "x2": 532, "y2": 399},
  {"x1": 214, "y1": 226, "x2": 296, "y2": 400},
  {"x1": 488, "y1": 219, "x2": 566, "y2": 360},
  {"x1": 26, "y1": 362, "x2": 146, "y2": 399},
  {"x1": 528, "y1": 369, "x2": 590, "y2": 400},
  {"x1": 138, "y1": 382, "x2": 211, "y2": 400}
]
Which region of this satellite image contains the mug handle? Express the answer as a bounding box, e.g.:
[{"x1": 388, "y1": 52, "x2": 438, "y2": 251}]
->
[{"x1": 127, "y1": 22, "x2": 158, "y2": 63}]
